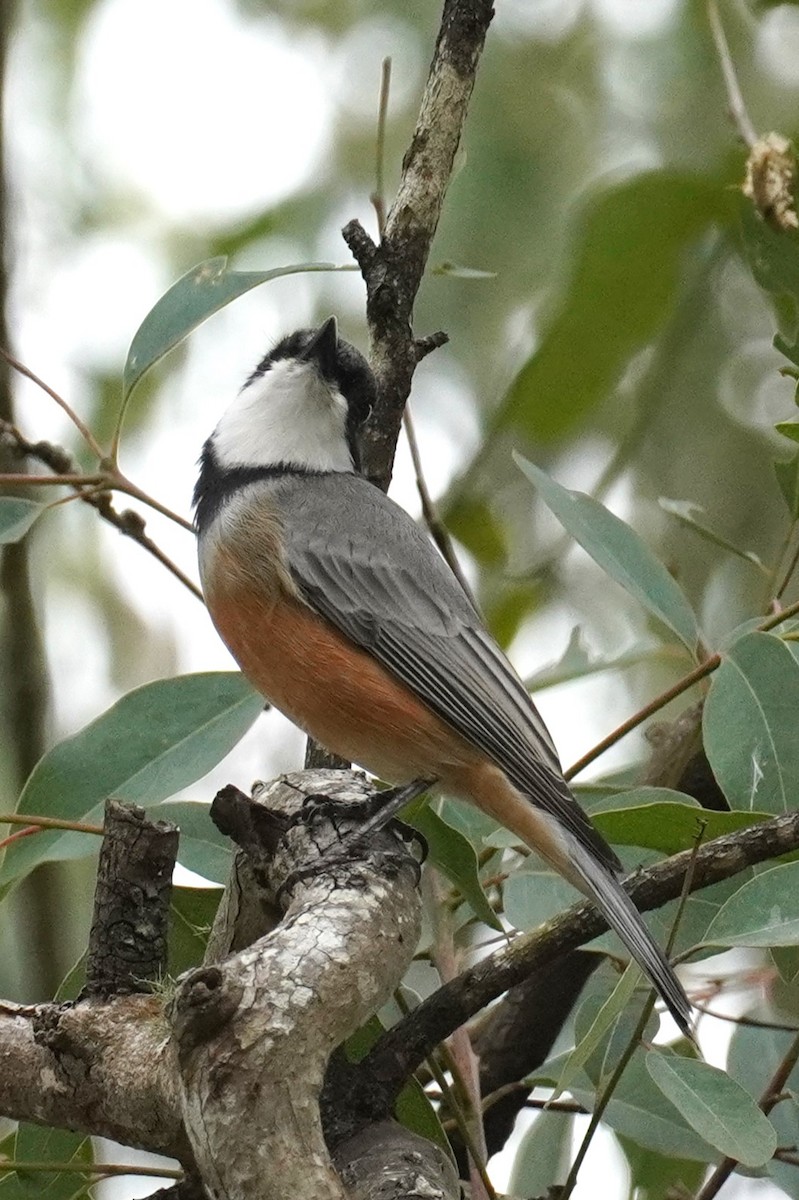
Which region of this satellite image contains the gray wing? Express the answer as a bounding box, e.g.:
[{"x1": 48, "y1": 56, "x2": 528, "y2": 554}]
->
[{"x1": 274, "y1": 473, "x2": 620, "y2": 873}]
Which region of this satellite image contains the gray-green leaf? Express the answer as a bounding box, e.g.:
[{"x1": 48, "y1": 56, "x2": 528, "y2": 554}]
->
[
  {"x1": 515, "y1": 454, "x2": 700, "y2": 651},
  {"x1": 704, "y1": 864, "x2": 799, "y2": 948},
  {"x1": 0, "y1": 498, "x2": 45, "y2": 544},
  {"x1": 703, "y1": 632, "x2": 799, "y2": 812},
  {"x1": 1, "y1": 673, "x2": 264, "y2": 886},
  {"x1": 646, "y1": 1051, "x2": 777, "y2": 1167}
]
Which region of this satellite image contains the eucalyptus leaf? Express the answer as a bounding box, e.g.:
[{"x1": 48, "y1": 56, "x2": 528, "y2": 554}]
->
[
  {"x1": 1, "y1": 673, "x2": 264, "y2": 886},
  {"x1": 704, "y1": 863, "x2": 799, "y2": 948},
  {"x1": 515, "y1": 454, "x2": 700, "y2": 650},
  {"x1": 776, "y1": 421, "x2": 799, "y2": 444},
  {"x1": 551, "y1": 961, "x2": 641, "y2": 1101},
  {"x1": 121, "y1": 256, "x2": 356, "y2": 409},
  {"x1": 703, "y1": 632, "x2": 799, "y2": 812},
  {"x1": 2, "y1": 1125, "x2": 93, "y2": 1200},
  {"x1": 775, "y1": 453, "x2": 799, "y2": 518},
  {"x1": 170, "y1": 886, "x2": 222, "y2": 977},
  {"x1": 160, "y1": 800, "x2": 232, "y2": 884},
  {"x1": 592, "y1": 798, "x2": 771, "y2": 856},
  {"x1": 508, "y1": 1111, "x2": 573, "y2": 1197},
  {"x1": 531, "y1": 1043, "x2": 716, "y2": 1161},
  {"x1": 739, "y1": 197, "x2": 799, "y2": 375},
  {"x1": 497, "y1": 172, "x2": 728, "y2": 440},
  {"x1": 405, "y1": 803, "x2": 502, "y2": 931},
  {"x1": 645, "y1": 1051, "x2": 777, "y2": 1167},
  {"x1": 0, "y1": 498, "x2": 46, "y2": 544},
  {"x1": 658, "y1": 498, "x2": 764, "y2": 569}
]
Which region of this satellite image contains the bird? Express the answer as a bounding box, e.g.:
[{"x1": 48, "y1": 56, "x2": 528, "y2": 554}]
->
[{"x1": 193, "y1": 316, "x2": 692, "y2": 1036}]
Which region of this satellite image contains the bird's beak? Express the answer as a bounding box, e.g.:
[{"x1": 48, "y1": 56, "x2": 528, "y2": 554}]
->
[{"x1": 301, "y1": 316, "x2": 338, "y2": 379}]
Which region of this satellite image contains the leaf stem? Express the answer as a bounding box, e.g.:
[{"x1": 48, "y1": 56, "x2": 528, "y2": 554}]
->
[
  {"x1": 0, "y1": 1161, "x2": 181, "y2": 1179},
  {"x1": 707, "y1": 0, "x2": 757, "y2": 147},
  {"x1": 403, "y1": 403, "x2": 477, "y2": 606},
  {"x1": 0, "y1": 811, "x2": 105, "y2": 835},
  {"x1": 0, "y1": 347, "x2": 105, "y2": 459},
  {"x1": 371, "y1": 56, "x2": 392, "y2": 239},
  {"x1": 565, "y1": 594, "x2": 799, "y2": 780}
]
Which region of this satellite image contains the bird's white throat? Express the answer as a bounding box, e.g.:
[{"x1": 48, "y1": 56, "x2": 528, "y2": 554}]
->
[{"x1": 211, "y1": 358, "x2": 354, "y2": 473}]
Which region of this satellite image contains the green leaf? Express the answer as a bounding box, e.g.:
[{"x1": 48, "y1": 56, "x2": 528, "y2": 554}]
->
[
  {"x1": 703, "y1": 632, "x2": 799, "y2": 812},
  {"x1": 645, "y1": 1051, "x2": 777, "y2": 1167},
  {"x1": 775, "y1": 453, "x2": 799, "y2": 518},
  {"x1": 496, "y1": 172, "x2": 728, "y2": 440},
  {"x1": 532, "y1": 1041, "x2": 716, "y2": 1161},
  {"x1": 431, "y1": 261, "x2": 497, "y2": 279},
  {"x1": 443, "y1": 493, "x2": 506, "y2": 567},
  {"x1": 591, "y1": 796, "x2": 771, "y2": 856},
  {"x1": 170, "y1": 885, "x2": 221, "y2": 977},
  {"x1": 515, "y1": 454, "x2": 700, "y2": 650},
  {"x1": 0, "y1": 673, "x2": 264, "y2": 886},
  {"x1": 776, "y1": 421, "x2": 799, "y2": 443},
  {"x1": 658, "y1": 498, "x2": 765, "y2": 569},
  {"x1": 617, "y1": 1133, "x2": 706, "y2": 1200},
  {"x1": 739, "y1": 197, "x2": 799, "y2": 375},
  {"x1": 704, "y1": 863, "x2": 799, "y2": 947},
  {"x1": 770, "y1": 945, "x2": 799, "y2": 985},
  {"x1": 0, "y1": 499, "x2": 45, "y2": 544},
  {"x1": 551, "y1": 961, "x2": 642, "y2": 1102},
  {"x1": 160, "y1": 800, "x2": 231, "y2": 884},
  {"x1": 509, "y1": 1110, "x2": 573, "y2": 1197},
  {"x1": 727, "y1": 1019, "x2": 799, "y2": 1196},
  {"x1": 120, "y1": 256, "x2": 356, "y2": 416},
  {"x1": 346, "y1": 1015, "x2": 452, "y2": 1155},
  {"x1": 405, "y1": 803, "x2": 502, "y2": 931},
  {"x1": 0, "y1": 1126, "x2": 93, "y2": 1199}
]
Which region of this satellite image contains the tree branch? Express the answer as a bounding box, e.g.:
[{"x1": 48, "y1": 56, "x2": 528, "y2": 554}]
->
[
  {"x1": 84, "y1": 800, "x2": 179, "y2": 997},
  {"x1": 362, "y1": 810, "x2": 799, "y2": 1101},
  {"x1": 0, "y1": 993, "x2": 187, "y2": 1157},
  {"x1": 345, "y1": 0, "x2": 495, "y2": 490},
  {"x1": 171, "y1": 770, "x2": 425, "y2": 1200}
]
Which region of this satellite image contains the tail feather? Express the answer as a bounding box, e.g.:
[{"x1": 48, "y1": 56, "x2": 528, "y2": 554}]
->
[{"x1": 565, "y1": 835, "x2": 693, "y2": 1037}]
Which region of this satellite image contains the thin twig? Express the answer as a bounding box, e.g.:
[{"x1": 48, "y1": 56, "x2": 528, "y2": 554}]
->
[
  {"x1": 348, "y1": 0, "x2": 494, "y2": 491},
  {"x1": 775, "y1": 532, "x2": 799, "y2": 601},
  {"x1": 690, "y1": 1001, "x2": 799, "y2": 1033},
  {"x1": 0, "y1": 812, "x2": 105, "y2": 835},
  {"x1": 426, "y1": 867, "x2": 493, "y2": 1199},
  {"x1": 0, "y1": 424, "x2": 203, "y2": 601},
  {"x1": 0, "y1": 347, "x2": 105, "y2": 459},
  {"x1": 564, "y1": 656, "x2": 718, "y2": 780},
  {"x1": 565, "y1": 591, "x2": 799, "y2": 780},
  {"x1": 0, "y1": 1161, "x2": 182, "y2": 1180},
  {"x1": 0, "y1": 472, "x2": 106, "y2": 487},
  {"x1": 371, "y1": 56, "x2": 392, "y2": 239},
  {"x1": 113, "y1": 471, "x2": 195, "y2": 533},
  {"x1": 707, "y1": 0, "x2": 757, "y2": 147},
  {"x1": 403, "y1": 403, "x2": 477, "y2": 605}
]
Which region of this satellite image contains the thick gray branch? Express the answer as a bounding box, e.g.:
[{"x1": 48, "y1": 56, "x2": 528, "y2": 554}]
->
[
  {"x1": 364, "y1": 809, "x2": 799, "y2": 1096},
  {"x1": 0, "y1": 994, "x2": 186, "y2": 1157},
  {"x1": 171, "y1": 771, "x2": 423, "y2": 1200}
]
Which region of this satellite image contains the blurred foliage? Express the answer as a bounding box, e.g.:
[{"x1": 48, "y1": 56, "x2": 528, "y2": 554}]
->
[{"x1": 5, "y1": 0, "x2": 799, "y2": 1196}]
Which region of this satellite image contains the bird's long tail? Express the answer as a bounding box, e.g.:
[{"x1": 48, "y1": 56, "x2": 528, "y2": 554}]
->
[{"x1": 563, "y1": 833, "x2": 692, "y2": 1037}]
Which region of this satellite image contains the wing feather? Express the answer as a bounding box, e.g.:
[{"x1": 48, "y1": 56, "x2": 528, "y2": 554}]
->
[{"x1": 275, "y1": 475, "x2": 621, "y2": 873}]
